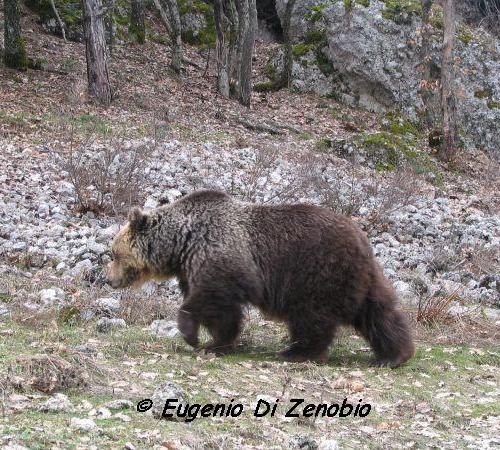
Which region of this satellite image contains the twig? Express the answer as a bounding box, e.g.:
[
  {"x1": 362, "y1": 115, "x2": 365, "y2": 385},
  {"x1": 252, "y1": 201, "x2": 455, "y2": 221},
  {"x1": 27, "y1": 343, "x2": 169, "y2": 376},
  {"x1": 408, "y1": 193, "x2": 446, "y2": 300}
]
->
[{"x1": 50, "y1": 0, "x2": 67, "y2": 42}]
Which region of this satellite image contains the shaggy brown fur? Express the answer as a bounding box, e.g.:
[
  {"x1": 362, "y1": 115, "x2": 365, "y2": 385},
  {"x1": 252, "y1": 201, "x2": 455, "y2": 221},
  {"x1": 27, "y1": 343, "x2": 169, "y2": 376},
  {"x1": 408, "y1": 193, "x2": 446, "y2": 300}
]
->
[{"x1": 107, "y1": 190, "x2": 415, "y2": 367}]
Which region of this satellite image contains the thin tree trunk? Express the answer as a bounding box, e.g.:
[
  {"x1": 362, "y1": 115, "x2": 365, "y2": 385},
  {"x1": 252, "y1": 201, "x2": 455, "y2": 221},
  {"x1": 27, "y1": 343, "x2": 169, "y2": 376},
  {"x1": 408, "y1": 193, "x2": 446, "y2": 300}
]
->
[
  {"x1": 439, "y1": 0, "x2": 458, "y2": 162},
  {"x1": 236, "y1": 0, "x2": 256, "y2": 107},
  {"x1": 153, "y1": 0, "x2": 182, "y2": 74},
  {"x1": 104, "y1": 0, "x2": 116, "y2": 56},
  {"x1": 82, "y1": 0, "x2": 112, "y2": 105},
  {"x1": 130, "y1": 0, "x2": 145, "y2": 44},
  {"x1": 50, "y1": 0, "x2": 67, "y2": 42},
  {"x1": 276, "y1": 0, "x2": 296, "y2": 89},
  {"x1": 228, "y1": 0, "x2": 239, "y2": 86},
  {"x1": 4, "y1": 0, "x2": 27, "y2": 70},
  {"x1": 214, "y1": 0, "x2": 231, "y2": 97},
  {"x1": 419, "y1": 0, "x2": 435, "y2": 127}
]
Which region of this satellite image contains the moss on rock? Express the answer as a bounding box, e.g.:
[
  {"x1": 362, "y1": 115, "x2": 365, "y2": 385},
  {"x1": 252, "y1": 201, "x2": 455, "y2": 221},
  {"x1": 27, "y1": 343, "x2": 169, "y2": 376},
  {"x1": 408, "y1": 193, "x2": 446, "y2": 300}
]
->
[
  {"x1": 178, "y1": 0, "x2": 216, "y2": 48},
  {"x1": 358, "y1": 130, "x2": 440, "y2": 179},
  {"x1": 382, "y1": 0, "x2": 422, "y2": 24},
  {"x1": 487, "y1": 100, "x2": 500, "y2": 110},
  {"x1": 292, "y1": 43, "x2": 315, "y2": 57}
]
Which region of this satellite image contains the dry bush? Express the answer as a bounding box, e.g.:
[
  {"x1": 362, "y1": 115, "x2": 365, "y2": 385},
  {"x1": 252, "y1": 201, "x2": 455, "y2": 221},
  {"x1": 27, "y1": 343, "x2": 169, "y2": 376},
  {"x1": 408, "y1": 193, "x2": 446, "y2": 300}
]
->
[
  {"x1": 365, "y1": 166, "x2": 421, "y2": 228},
  {"x1": 413, "y1": 303, "x2": 500, "y2": 346},
  {"x1": 118, "y1": 288, "x2": 176, "y2": 325},
  {"x1": 416, "y1": 287, "x2": 462, "y2": 325},
  {"x1": 316, "y1": 162, "x2": 421, "y2": 231},
  {"x1": 8, "y1": 355, "x2": 90, "y2": 394},
  {"x1": 185, "y1": 146, "x2": 319, "y2": 204},
  {"x1": 52, "y1": 139, "x2": 153, "y2": 216},
  {"x1": 315, "y1": 161, "x2": 366, "y2": 216},
  {"x1": 466, "y1": 246, "x2": 500, "y2": 277},
  {"x1": 427, "y1": 245, "x2": 462, "y2": 274}
]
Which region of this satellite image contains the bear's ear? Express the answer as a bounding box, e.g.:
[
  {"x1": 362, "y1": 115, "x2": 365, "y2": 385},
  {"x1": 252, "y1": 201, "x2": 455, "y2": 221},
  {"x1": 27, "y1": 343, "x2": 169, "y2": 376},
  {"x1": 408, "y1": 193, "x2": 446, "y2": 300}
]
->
[{"x1": 128, "y1": 207, "x2": 148, "y2": 232}]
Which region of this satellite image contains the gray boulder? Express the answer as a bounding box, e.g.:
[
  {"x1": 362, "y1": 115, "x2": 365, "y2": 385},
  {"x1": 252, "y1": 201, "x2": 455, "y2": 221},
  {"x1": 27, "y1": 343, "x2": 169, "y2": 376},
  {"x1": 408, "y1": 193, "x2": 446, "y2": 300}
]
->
[
  {"x1": 150, "y1": 381, "x2": 187, "y2": 420},
  {"x1": 273, "y1": 0, "x2": 500, "y2": 159}
]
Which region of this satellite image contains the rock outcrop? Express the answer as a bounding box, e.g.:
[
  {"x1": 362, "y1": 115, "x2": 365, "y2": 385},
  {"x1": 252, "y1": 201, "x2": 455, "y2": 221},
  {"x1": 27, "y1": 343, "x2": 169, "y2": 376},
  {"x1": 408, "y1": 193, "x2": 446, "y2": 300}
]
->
[{"x1": 272, "y1": 0, "x2": 499, "y2": 159}]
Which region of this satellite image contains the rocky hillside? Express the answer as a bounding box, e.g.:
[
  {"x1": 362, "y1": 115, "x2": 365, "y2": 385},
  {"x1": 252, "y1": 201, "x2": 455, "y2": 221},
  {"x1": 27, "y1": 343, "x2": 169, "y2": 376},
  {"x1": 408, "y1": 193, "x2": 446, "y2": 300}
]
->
[{"x1": 266, "y1": 0, "x2": 500, "y2": 160}]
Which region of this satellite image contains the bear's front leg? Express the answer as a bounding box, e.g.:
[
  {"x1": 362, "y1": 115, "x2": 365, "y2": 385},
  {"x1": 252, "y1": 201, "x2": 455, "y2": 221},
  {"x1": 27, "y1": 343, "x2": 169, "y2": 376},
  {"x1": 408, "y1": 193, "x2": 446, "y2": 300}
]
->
[
  {"x1": 178, "y1": 292, "x2": 244, "y2": 356},
  {"x1": 199, "y1": 301, "x2": 243, "y2": 355},
  {"x1": 177, "y1": 308, "x2": 200, "y2": 349}
]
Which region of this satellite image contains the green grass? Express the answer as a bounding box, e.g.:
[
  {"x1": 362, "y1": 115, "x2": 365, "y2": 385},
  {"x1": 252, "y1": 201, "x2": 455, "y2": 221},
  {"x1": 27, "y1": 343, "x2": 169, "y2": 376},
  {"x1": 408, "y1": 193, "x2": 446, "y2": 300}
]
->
[
  {"x1": 1, "y1": 311, "x2": 498, "y2": 449},
  {"x1": 68, "y1": 114, "x2": 113, "y2": 135}
]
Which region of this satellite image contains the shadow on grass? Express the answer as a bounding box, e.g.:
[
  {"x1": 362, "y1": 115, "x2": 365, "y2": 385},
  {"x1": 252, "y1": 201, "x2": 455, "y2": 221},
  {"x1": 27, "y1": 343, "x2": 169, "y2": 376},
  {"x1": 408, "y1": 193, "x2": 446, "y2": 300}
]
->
[{"x1": 218, "y1": 342, "x2": 375, "y2": 368}]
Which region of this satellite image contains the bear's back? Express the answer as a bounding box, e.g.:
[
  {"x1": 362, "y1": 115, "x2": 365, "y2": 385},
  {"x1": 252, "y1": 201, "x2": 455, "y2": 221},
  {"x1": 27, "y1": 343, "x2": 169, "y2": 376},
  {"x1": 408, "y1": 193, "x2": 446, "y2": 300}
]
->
[{"x1": 180, "y1": 190, "x2": 231, "y2": 205}]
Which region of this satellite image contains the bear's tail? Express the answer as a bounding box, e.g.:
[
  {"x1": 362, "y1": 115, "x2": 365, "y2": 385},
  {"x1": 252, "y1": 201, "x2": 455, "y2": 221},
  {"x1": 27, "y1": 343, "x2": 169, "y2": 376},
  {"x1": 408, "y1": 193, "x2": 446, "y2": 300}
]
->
[{"x1": 354, "y1": 265, "x2": 415, "y2": 368}]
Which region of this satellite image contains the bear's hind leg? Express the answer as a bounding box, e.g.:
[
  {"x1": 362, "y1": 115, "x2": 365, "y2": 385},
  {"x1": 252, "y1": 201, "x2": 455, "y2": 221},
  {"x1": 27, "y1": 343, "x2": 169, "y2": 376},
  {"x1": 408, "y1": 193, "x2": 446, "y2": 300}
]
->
[{"x1": 280, "y1": 314, "x2": 337, "y2": 363}]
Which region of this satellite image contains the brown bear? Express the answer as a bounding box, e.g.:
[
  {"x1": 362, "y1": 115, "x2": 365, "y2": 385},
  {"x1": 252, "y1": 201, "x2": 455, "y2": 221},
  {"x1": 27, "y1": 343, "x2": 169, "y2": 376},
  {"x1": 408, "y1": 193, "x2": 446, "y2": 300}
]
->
[{"x1": 107, "y1": 190, "x2": 414, "y2": 367}]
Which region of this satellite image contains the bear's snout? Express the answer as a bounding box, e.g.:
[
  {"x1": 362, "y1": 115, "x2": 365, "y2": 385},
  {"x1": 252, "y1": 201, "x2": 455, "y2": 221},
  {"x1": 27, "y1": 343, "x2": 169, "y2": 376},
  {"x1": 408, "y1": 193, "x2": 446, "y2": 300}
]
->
[{"x1": 105, "y1": 262, "x2": 121, "y2": 289}]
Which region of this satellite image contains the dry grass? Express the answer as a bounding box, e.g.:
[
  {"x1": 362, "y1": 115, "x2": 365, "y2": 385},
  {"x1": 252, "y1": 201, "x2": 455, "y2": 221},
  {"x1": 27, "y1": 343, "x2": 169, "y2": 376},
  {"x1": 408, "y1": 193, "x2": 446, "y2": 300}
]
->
[
  {"x1": 7, "y1": 355, "x2": 90, "y2": 394},
  {"x1": 411, "y1": 296, "x2": 500, "y2": 347},
  {"x1": 118, "y1": 288, "x2": 176, "y2": 325},
  {"x1": 415, "y1": 289, "x2": 461, "y2": 325}
]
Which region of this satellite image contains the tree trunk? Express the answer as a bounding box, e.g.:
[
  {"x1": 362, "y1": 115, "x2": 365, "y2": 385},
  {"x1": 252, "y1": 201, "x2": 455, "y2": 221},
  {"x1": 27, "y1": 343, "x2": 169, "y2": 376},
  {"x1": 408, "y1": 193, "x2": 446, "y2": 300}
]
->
[
  {"x1": 3, "y1": 0, "x2": 27, "y2": 70},
  {"x1": 214, "y1": 0, "x2": 256, "y2": 106},
  {"x1": 82, "y1": 0, "x2": 112, "y2": 105},
  {"x1": 419, "y1": 0, "x2": 435, "y2": 127},
  {"x1": 130, "y1": 0, "x2": 145, "y2": 44},
  {"x1": 276, "y1": 0, "x2": 297, "y2": 89},
  {"x1": 214, "y1": 0, "x2": 232, "y2": 97},
  {"x1": 439, "y1": 0, "x2": 458, "y2": 162},
  {"x1": 235, "y1": 0, "x2": 256, "y2": 107},
  {"x1": 104, "y1": 0, "x2": 116, "y2": 56},
  {"x1": 153, "y1": 0, "x2": 182, "y2": 74}
]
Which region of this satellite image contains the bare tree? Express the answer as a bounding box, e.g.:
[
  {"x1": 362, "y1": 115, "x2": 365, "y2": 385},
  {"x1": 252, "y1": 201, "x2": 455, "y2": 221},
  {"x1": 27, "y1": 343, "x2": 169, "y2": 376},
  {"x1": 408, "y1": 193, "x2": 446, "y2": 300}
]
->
[
  {"x1": 439, "y1": 0, "x2": 458, "y2": 162},
  {"x1": 81, "y1": 0, "x2": 113, "y2": 105},
  {"x1": 419, "y1": 0, "x2": 435, "y2": 127},
  {"x1": 3, "y1": 0, "x2": 27, "y2": 69},
  {"x1": 153, "y1": 0, "x2": 182, "y2": 74},
  {"x1": 104, "y1": 0, "x2": 117, "y2": 56},
  {"x1": 276, "y1": 0, "x2": 297, "y2": 89},
  {"x1": 214, "y1": 0, "x2": 234, "y2": 97},
  {"x1": 214, "y1": 0, "x2": 257, "y2": 106},
  {"x1": 235, "y1": 0, "x2": 257, "y2": 106},
  {"x1": 130, "y1": 0, "x2": 146, "y2": 44},
  {"x1": 50, "y1": 0, "x2": 67, "y2": 41}
]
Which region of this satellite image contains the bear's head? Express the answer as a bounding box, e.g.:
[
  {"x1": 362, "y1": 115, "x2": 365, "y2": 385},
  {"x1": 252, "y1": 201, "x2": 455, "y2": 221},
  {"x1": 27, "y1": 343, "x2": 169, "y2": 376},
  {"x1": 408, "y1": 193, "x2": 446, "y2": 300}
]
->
[{"x1": 106, "y1": 208, "x2": 156, "y2": 289}]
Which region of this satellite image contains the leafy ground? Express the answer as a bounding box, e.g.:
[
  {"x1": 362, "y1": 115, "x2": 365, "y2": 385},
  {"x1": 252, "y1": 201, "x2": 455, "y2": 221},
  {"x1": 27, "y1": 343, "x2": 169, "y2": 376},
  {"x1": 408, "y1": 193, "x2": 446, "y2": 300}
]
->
[{"x1": 1, "y1": 6, "x2": 499, "y2": 450}]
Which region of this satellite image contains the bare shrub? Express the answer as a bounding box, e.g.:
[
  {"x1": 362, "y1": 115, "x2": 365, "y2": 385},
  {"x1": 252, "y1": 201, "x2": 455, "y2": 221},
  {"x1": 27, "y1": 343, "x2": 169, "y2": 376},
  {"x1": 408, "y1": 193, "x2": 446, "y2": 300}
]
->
[
  {"x1": 118, "y1": 288, "x2": 176, "y2": 325},
  {"x1": 52, "y1": 139, "x2": 153, "y2": 216},
  {"x1": 8, "y1": 355, "x2": 90, "y2": 394},
  {"x1": 315, "y1": 162, "x2": 421, "y2": 231},
  {"x1": 315, "y1": 161, "x2": 366, "y2": 216},
  {"x1": 427, "y1": 245, "x2": 462, "y2": 274},
  {"x1": 416, "y1": 287, "x2": 462, "y2": 325},
  {"x1": 185, "y1": 146, "x2": 320, "y2": 204},
  {"x1": 366, "y1": 166, "x2": 421, "y2": 227},
  {"x1": 466, "y1": 246, "x2": 500, "y2": 277}
]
